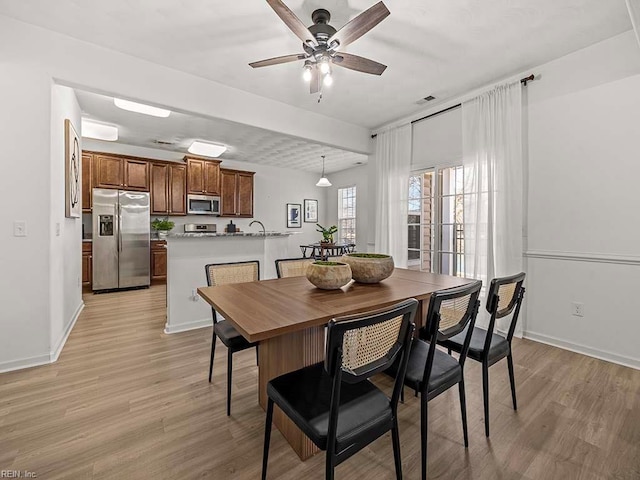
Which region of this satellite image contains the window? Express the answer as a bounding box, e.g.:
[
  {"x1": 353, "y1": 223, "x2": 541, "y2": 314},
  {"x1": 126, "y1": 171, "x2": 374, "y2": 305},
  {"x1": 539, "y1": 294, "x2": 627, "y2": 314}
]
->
[
  {"x1": 338, "y1": 186, "x2": 356, "y2": 244},
  {"x1": 408, "y1": 166, "x2": 465, "y2": 276}
]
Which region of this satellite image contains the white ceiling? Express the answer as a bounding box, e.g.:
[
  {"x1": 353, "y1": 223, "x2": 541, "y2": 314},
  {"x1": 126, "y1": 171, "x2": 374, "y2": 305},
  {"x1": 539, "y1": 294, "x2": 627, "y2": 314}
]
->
[
  {"x1": 0, "y1": 0, "x2": 631, "y2": 129},
  {"x1": 76, "y1": 89, "x2": 367, "y2": 174}
]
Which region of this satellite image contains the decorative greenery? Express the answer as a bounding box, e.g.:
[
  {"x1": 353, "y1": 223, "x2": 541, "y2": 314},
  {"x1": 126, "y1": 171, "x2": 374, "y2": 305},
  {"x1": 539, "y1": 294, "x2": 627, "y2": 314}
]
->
[
  {"x1": 346, "y1": 253, "x2": 390, "y2": 258},
  {"x1": 316, "y1": 224, "x2": 338, "y2": 243},
  {"x1": 151, "y1": 217, "x2": 175, "y2": 231},
  {"x1": 314, "y1": 261, "x2": 346, "y2": 266}
]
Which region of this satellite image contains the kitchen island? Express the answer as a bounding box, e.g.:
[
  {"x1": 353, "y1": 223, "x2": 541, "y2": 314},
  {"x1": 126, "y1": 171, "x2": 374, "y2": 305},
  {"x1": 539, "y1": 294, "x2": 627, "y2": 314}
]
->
[{"x1": 164, "y1": 232, "x2": 293, "y2": 334}]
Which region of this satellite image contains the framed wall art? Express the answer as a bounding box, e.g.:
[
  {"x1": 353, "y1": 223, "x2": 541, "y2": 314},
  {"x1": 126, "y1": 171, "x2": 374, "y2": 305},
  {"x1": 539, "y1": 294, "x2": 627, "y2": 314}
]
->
[
  {"x1": 287, "y1": 203, "x2": 302, "y2": 228},
  {"x1": 304, "y1": 199, "x2": 318, "y2": 223},
  {"x1": 65, "y1": 119, "x2": 81, "y2": 218}
]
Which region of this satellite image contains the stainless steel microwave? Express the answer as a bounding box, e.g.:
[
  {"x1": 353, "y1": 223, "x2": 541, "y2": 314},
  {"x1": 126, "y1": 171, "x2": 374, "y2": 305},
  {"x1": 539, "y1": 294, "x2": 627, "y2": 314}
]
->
[{"x1": 187, "y1": 194, "x2": 221, "y2": 215}]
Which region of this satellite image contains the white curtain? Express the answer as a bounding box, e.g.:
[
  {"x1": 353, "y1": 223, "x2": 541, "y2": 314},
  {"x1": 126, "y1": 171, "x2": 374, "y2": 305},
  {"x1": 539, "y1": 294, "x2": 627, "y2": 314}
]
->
[
  {"x1": 627, "y1": 0, "x2": 640, "y2": 51},
  {"x1": 462, "y1": 81, "x2": 523, "y2": 334},
  {"x1": 373, "y1": 124, "x2": 411, "y2": 268}
]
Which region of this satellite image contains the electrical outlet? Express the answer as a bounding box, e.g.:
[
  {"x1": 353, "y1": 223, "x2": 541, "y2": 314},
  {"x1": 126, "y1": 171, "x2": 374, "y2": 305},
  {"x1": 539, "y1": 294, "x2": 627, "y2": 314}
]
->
[{"x1": 571, "y1": 302, "x2": 584, "y2": 317}]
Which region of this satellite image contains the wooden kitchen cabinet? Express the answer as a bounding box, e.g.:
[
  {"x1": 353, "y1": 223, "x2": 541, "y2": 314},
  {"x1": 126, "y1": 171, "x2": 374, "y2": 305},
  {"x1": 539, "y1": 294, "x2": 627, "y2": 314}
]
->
[
  {"x1": 220, "y1": 168, "x2": 254, "y2": 218},
  {"x1": 82, "y1": 242, "x2": 92, "y2": 287},
  {"x1": 151, "y1": 240, "x2": 167, "y2": 283},
  {"x1": 82, "y1": 153, "x2": 93, "y2": 212},
  {"x1": 150, "y1": 162, "x2": 186, "y2": 216},
  {"x1": 185, "y1": 156, "x2": 221, "y2": 196},
  {"x1": 93, "y1": 154, "x2": 149, "y2": 191}
]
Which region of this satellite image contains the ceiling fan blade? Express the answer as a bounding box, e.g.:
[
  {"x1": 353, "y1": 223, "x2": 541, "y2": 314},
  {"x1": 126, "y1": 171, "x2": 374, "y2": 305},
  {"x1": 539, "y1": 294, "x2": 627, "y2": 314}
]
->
[
  {"x1": 249, "y1": 54, "x2": 306, "y2": 68},
  {"x1": 310, "y1": 65, "x2": 320, "y2": 94},
  {"x1": 266, "y1": 0, "x2": 317, "y2": 46},
  {"x1": 328, "y1": 1, "x2": 390, "y2": 48},
  {"x1": 333, "y1": 53, "x2": 387, "y2": 75}
]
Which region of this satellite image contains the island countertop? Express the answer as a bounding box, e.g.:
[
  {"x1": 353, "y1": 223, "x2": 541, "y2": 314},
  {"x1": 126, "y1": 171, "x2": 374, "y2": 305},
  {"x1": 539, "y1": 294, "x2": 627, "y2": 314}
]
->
[{"x1": 168, "y1": 232, "x2": 293, "y2": 238}]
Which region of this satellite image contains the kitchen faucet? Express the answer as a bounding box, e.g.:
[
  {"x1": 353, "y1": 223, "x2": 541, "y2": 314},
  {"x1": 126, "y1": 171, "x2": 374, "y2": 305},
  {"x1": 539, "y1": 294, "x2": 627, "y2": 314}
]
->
[{"x1": 249, "y1": 220, "x2": 266, "y2": 236}]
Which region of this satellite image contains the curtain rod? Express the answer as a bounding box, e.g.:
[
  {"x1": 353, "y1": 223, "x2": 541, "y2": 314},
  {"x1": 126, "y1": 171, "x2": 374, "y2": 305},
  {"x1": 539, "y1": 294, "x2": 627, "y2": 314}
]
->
[{"x1": 371, "y1": 74, "x2": 536, "y2": 139}]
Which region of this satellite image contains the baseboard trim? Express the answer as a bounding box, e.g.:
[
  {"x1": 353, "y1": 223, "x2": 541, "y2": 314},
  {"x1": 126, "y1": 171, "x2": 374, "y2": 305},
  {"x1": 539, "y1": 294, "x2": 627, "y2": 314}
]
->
[
  {"x1": 525, "y1": 250, "x2": 640, "y2": 266},
  {"x1": 164, "y1": 318, "x2": 212, "y2": 334},
  {"x1": 523, "y1": 330, "x2": 640, "y2": 370},
  {"x1": 0, "y1": 353, "x2": 52, "y2": 374},
  {"x1": 50, "y1": 301, "x2": 84, "y2": 362}
]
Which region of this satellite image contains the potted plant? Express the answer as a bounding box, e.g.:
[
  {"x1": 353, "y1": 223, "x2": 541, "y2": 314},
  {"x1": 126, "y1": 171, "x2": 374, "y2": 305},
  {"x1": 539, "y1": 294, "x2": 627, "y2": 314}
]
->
[
  {"x1": 316, "y1": 224, "x2": 338, "y2": 244},
  {"x1": 306, "y1": 260, "x2": 352, "y2": 290},
  {"x1": 151, "y1": 217, "x2": 175, "y2": 239},
  {"x1": 341, "y1": 253, "x2": 395, "y2": 284}
]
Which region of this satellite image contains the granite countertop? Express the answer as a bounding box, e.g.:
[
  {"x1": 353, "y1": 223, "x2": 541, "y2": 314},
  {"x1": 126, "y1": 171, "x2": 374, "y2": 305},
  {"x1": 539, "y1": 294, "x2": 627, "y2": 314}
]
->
[{"x1": 169, "y1": 232, "x2": 291, "y2": 238}]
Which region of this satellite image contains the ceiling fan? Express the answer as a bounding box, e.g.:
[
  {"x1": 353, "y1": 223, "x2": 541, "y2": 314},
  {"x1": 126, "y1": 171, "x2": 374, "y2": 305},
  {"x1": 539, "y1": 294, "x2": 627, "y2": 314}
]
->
[{"x1": 249, "y1": 0, "x2": 390, "y2": 94}]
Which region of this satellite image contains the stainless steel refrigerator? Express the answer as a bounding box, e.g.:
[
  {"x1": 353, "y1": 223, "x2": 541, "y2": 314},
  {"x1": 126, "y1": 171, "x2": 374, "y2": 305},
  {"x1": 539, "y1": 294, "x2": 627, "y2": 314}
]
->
[{"x1": 92, "y1": 188, "x2": 150, "y2": 291}]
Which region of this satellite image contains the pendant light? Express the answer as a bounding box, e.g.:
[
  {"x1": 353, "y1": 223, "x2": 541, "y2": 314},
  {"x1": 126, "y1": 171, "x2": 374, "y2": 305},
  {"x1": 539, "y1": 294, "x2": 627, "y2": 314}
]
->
[{"x1": 316, "y1": 155, "x2": 332, "y2": 187}]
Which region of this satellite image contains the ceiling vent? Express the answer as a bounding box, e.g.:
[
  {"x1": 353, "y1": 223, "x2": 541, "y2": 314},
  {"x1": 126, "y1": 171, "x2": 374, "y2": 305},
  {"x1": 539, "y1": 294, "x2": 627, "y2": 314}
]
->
[
  {"x1": 416, "y1": 95, "x2": 436, "y2": 105},
  {"x1": 152, "y1": 139, "x2": 175, "y2": 146}
]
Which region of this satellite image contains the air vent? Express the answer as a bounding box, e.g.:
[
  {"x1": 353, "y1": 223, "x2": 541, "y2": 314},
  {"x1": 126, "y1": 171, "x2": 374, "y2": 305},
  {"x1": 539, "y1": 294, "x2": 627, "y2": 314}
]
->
[
  {"x1": 415, "y1": 95, "x2": 436, "y2": 105},
  {"x1": 152, "y1": 139, "x2": 175, "y2": 146}
]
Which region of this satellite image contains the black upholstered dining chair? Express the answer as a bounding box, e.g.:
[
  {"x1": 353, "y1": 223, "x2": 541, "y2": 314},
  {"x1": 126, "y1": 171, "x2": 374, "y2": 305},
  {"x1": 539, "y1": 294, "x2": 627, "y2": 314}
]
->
[
  {"x1": 275, "y1": 257, "x2": 314, "y2": 278},
  {"x1": 261, "y1": 299, "x2": 418, "y2": 480},
  {"x1": 204, "y1": 261, "x2": 260, "y2": 416},
  {"x1": 391, "y1": 281, "x2": 482, "y2": 480},
  {"x1": 440, "y1": 272, "x2": 526, "y2": 437}
]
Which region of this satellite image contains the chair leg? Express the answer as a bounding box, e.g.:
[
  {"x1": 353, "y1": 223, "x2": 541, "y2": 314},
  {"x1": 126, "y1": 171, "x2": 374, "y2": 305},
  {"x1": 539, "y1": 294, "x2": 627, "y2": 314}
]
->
[
  {"x1": 261, "y1": 398, "x2": 274, "y2": 480},
  {"x1": 326, "y1": 453, "x2": 335, "y2": 480},
  {"x1": 208, "y1": 331, "x2": 217, "y2": 383},
  {"x1": 400, "y1": 386, "x2": 405, "y2": 404},
  {"x1": 391, "y1": 417, "x2": 403, "y2": 480},
  {"x1": 458, "y1": 380, "x2": 469, "y2": 448},
  {"x1": 448, "y1": 348, "x2": 451, "y2": 355},
  {"x1": 227, "y1": 349, "x2": 233, "y2": 416},
  {"x1": 420, "y1": 397, "x2": 428, "y2": 480},
  {"x1": 507, "y1": 353, "x2": 518, "y2": 411},
  {"x1": 482, "y1": 362, "x2": 490, "y2": 437}
]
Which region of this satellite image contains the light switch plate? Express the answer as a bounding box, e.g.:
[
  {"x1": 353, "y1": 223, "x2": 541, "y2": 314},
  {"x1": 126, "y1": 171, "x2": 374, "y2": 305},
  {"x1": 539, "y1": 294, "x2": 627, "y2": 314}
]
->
[{"x1": 14, "y1": 221, "x2": 27, "y2": 237}]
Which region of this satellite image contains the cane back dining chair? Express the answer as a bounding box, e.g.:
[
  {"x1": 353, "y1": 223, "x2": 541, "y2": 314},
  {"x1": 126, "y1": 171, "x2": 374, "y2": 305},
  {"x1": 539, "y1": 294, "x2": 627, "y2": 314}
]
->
[
  {"x1": 391, "y1": 281, "x2": 482, "y2": 480},
  {"x1": 275, "y1": 257, "x2": 314, "y2": 278},
  {"x1": 440, "y1": 272, "x2": 526, "y2": 437},
  {"x1": 205, "y1": 260, "x2": 260, "y2": 416},
  {"x1": 261, "y1": 299, "x2": 418, "y2": 480}
]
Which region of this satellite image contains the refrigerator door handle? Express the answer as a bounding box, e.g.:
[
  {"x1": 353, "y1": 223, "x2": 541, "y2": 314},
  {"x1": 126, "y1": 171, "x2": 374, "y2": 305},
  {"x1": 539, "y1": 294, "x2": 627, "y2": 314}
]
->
[{"x1": 118, "y1": 203, "x2": 122, "y2": 252}]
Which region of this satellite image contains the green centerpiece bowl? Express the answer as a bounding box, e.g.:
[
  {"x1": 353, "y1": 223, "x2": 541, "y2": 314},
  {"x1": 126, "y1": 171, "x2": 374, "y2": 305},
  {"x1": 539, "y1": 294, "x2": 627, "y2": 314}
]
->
[
  {"x1": 306, "y1": 261, "x2": 352, "y2": 290},
  {"x1": 341, "y1": 253, "x2": 394, "y2": 284}
]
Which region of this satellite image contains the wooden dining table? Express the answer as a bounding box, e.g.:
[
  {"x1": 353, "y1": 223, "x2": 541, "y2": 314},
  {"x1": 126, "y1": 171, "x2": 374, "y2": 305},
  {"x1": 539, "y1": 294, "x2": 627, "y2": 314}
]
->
[{"x1": 197, "y1": 268, "x2": 473, "y2": 461}]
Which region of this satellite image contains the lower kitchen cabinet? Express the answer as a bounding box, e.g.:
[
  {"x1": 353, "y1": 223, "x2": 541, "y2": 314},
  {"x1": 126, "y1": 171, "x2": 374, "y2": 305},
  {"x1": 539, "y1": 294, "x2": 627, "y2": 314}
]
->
[
  {"x1": 82, "y1": 242, "x2": 92, "y2": 287},
  {"x1": 151, "y1": 240, "x2": 167, "y2": 283}
]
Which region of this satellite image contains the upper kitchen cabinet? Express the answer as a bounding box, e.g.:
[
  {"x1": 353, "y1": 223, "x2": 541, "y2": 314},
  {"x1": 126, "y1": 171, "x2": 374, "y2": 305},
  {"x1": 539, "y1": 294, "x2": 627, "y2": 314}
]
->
[
  {"x1": 93, "y1": 154, "x2": 149, "y2": 191},
  {"x1": 185, "y1": 155, "x2": 221, "y2": 196},
  {"x1": 220, "y1": 168, "x2": 254, "y2": 218},
  {"x1": 82, "y1": 153, "x2": 93, "y2": 212},
  {"x1": 150, "y1": 162, "x2": 186, "y2": 216}
]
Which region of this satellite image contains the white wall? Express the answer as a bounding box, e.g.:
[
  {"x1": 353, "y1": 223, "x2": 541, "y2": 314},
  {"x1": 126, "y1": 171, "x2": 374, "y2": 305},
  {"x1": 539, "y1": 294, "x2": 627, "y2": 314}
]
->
[
  {"x1": 524, "y1": 31, "x2": 640, "y2": 368},
  {"x1": 325, "y1": 164, "x2": 369, "y2": 253},
  {"x1": 0, "y1": 66, "x2": 52, "y2": 371},
  {"x1": 49, "y1": 85, "x2": 83, "y2": 359}
]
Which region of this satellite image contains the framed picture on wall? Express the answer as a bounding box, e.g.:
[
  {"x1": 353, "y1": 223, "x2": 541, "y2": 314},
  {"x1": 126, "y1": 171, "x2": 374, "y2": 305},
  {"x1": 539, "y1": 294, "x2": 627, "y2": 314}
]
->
[
  {"x1": 304, "y1": 199, "x2": 318, "y2": 223},
  {"x1": 287, "y1": 203, "x2": 302, "y2": 228},
  {"x1": 65, "y1": 119, "x2": 81, "y2": 218}
]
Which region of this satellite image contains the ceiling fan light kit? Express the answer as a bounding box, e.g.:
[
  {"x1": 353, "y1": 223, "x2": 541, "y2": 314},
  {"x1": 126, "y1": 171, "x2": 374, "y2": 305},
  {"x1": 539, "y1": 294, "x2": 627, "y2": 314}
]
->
[{"x1": 250, "y1": 0, "x2": 390, "y2": 96}]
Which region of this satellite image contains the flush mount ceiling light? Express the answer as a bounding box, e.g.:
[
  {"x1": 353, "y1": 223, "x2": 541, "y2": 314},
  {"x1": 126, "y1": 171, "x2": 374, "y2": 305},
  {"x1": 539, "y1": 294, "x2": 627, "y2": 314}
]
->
[
  {"x1": 249, "y1": 1, "x2": 390, "y2": 96},
  {"x1": 81, "y1": 119, "x2": 118, "y2": 141},
  {"x1": 316, "y1": 155, "x2": 332, "y2": 187},
  {"x1": 114, "y1": 98, "x2": 171, "y2": 118},
  {"x1": 188, "y1": 141, "x2": 227, "y2": 158}
]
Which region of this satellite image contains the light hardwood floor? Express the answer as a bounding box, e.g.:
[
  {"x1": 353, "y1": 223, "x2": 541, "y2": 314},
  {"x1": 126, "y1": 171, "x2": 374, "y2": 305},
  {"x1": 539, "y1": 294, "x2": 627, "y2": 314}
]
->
[{"x1": 1, "y1": 286, "x2": 638, "y2": 479}]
